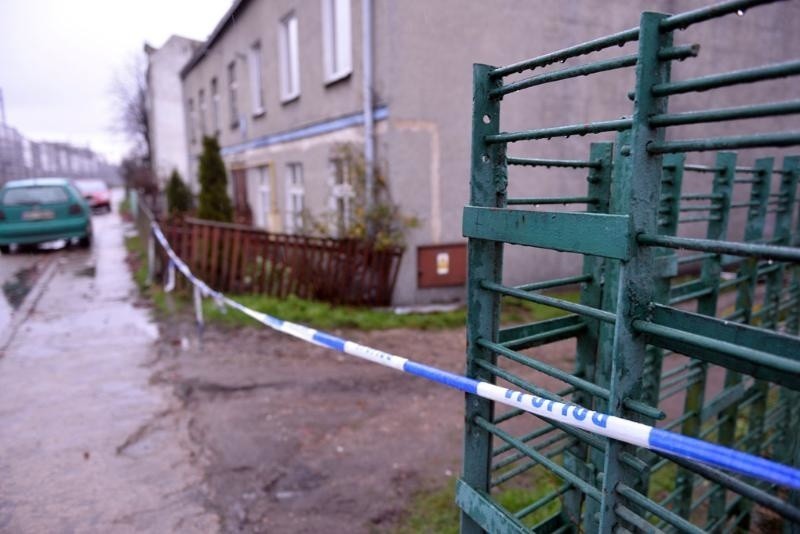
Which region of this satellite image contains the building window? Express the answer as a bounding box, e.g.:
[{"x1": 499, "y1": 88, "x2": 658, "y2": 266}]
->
[
  {"x1": 187, "y1": 97, "x2": 196, "y2": 144},
  {"x1": 228, "y1": 61, "x2": 239, "y2": 128},
  {"x1": 321, "y1": 0, "x2": 352, "y2": 83},
  {"x1": 285, "y1": 163, "x2": 304, "y2": 233},
  {"x1": 330, "y1": 157, "x2": 354, "y2": 237},
  {"x1": 247, "y1": 165, "x2": 270, "y2": 229},
  {"x1": 278, "y1": 12, "x2": 300, "y2": 102},
  {"x1": 198, "y1": 89, "x2": 207, "y2": 136},
  {"x1": 210, "y1": 77, "x2": 220, "y2": 135},
  {"x1": 248, "y1": 41, "x2": 266, "y2": 116}
]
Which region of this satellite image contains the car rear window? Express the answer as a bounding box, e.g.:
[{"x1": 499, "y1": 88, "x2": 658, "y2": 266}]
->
[{"x1": 1, "y1": 186, "x2": 70, "y2": 206}]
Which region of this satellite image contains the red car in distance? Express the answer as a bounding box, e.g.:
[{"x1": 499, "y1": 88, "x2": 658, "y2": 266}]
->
[{"x1": 73, "y1": 179, "x2": 111, "y2": 213}]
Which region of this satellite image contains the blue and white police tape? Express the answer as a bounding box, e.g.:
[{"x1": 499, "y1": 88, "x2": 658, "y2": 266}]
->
[{"x1": 148, "y1": 222, "x2": 800, "y2": 490}]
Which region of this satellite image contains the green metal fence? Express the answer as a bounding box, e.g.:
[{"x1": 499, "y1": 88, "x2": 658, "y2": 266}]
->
[{"x1": 459, "y1": 1, "x2": 800, "y2": 532}]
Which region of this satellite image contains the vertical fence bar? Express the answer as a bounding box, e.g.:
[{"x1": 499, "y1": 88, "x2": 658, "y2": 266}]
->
[
  {"x1": 674, "y1": 152, "x2": 735, "y2": 521},
  {"x1": 737, "y1": 161, "x2": 774, "y2": 533},
  {"x1": 563, "y1": 142, "x2": 614, "y2": 527},
  {"x1": 585, "y1": 129, "x2": 631, "y2": 533},
  {"x1": 767, "y1": 156, "x2": 800, "y2": 534},
  {"x1": 599, "y1": 12, "x2": 671, "y2": 532},
  {"x1": 461, "y1": 63, "x2": 506, "y2": 534},
  {"x1": 640, "y1": 153, "x2": 685, "y2": 408},
  {"x1": 762, "y1": 156, "x2": 799, "y2": 328},
  {"x1": 708, "y1": 157, "x2": 773, "y2": 525}
]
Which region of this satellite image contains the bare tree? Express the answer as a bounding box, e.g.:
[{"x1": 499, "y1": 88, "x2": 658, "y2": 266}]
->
[
  {"x1": 110, "y1": 52, "x2": 151, "y2": 164},
  {"x1": 111, "y1": 51, "x2": 157, "y2": 201}
]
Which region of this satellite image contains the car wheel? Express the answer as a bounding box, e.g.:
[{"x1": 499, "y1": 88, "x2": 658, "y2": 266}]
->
[
  {"x1": 0, "y1": 244, "x2": 10, "y2": 255},
  {"x1": 79, "y1": 234, "x2": 92, "y2": 249}
]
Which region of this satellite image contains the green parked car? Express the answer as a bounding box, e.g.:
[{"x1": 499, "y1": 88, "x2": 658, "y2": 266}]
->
[{"x1": 0, "y1": 178, "x2": 92, "y2": 254}]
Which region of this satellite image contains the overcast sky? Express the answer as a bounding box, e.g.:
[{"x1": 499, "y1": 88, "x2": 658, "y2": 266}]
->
[{"x1": 0, "y1": 0, "x2": 232, "y2": 163}]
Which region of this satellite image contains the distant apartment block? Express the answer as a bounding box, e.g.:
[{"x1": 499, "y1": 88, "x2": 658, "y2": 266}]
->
[
  {"x1": 0, "y1": 123, "x2": 117, "y2": 186},
  {"x1": 178, "y1": 0, "x2": 800, "y2": 305},
  {"x1": 145, "y1": 35, "x2": 201, "y2": 191}
]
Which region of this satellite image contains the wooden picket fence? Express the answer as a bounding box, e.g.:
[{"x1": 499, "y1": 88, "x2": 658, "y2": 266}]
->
[{"x1": 158, "y1": 217, "x2": 403, "y2": 306}]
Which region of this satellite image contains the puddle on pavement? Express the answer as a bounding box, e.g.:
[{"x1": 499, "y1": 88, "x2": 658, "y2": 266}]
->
[
  {"x1": 74, "y1": 264, "x2": 96, "y2": 278},
  {"x1": 2, "y1": 265, "x2": 39, "y2": 309}
]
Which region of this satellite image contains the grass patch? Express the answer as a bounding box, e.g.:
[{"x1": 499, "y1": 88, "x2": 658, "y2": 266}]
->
[
  {"x1": 127, "y1": 285, "x2": 580, "y2": 332},
  {"x1": 119, "y1": 195, "x2": 132, "y2": 217},
  {"x1": 393, "y1": 468, "x2": 561, "y2": 534},
  {"x1": 198, "y1": 289, "x2": 578, "y2": 331},
  {"x1": 124, "y1": 226, "x2": 580, "y2": 331},
  {"x1": 124, "y1": 235, "x2": 150, "y2": 292},
  {"x1": 648, "y1": 461, "x2": 677, "y2": 503},
  {"x1": 204, "y1": 293, "x2": 467, "y2": 331}
]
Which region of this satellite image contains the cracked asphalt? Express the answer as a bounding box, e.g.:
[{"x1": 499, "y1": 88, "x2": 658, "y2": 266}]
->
[{"x1": 0, "y1": 199, "x2": 219, "y2": 533}]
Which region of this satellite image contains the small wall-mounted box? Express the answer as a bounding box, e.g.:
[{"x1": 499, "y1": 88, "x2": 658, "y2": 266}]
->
[{"x1": 417, "y1": 243, "x2": 467, "y2": 288}]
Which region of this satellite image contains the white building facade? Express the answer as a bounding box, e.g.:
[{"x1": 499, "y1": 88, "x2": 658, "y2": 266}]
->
[{"x1": 145, "y1": 35, "x2": 200, "y2": 191}]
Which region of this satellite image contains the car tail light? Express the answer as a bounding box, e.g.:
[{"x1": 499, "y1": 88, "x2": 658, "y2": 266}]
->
[{"x1": 69, "y1": 204, "x2": 83, "y2": 215}]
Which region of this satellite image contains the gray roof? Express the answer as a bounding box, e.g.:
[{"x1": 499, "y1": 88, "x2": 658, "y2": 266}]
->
[{"x1": 180, "y1": 0, "x2": 252, "y2": 79}]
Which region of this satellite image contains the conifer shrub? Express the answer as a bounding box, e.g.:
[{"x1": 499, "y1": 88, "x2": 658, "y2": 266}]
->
[{"x1": 196, "y1": 136, "x2": 233, "y2": 222}]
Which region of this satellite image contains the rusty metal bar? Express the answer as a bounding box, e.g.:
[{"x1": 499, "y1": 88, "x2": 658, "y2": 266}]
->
[
  {"x1": 650, "y1": 100, "x2": 800, "y2": 126},
  {"x1": 506, "y1": 156, "x2": 600, "y2": 168},
  {"x1": 489, "y1": 27, "x2": 640, "y2": 78},
  {"x1": 658, "y1": 0, "x2": 785, "y2": 31},
  {"x1": 648, "y1": 132, "x2": 800, "y2": 153},
  {"x1": 485, "y1": 118, "x2": 633, "y2": 144},
  {"x1": 652, "y1": 59, "x2": 800, "y2": 96},
  {"x1": 491, "y1": 54, "x2": 638, "y2": 98},
  {"x1": 637, "y1": 233, "x2": 800, "y2": 262},
  {"x1": 482, "y1": 281, "x2": 617, "y2": 324}
]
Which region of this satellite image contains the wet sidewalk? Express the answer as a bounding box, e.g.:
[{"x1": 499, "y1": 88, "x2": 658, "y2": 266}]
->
[{"x1": 0, "y1": 210, "x2": 218, "y2": 532}]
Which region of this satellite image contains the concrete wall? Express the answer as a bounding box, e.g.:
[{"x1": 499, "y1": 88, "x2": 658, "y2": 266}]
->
[
  {"x1": 382, "y1": 0, "x2": 800, "y2": 304},
  {"x1": 146, "y1": 35, "x2": 198, "y2": 190}
]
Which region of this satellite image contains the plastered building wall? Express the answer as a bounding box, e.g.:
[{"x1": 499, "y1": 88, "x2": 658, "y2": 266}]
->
[{"x1": 180, "y1": 0, "x2": 800, "y2": 304}]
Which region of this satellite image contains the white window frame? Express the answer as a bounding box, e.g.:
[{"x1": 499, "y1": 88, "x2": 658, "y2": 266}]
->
[
  {"x1": 278, "y1": 12, "x2": 301, "y2": 102},
  {"x1": 330, "y1": 157, "x2": 354, "y2": 237},
  {"x1": 210, "y1": 77, "x2": 220, "y2": 135},
  {"x1": 187, "y1": 97, "x2": 196, "y2": 144},
  {"x1": 285, "y1": 163, "x2": 305, "y2": 233},
  {"x1": 321, "y1": 0, "x2": 352, "y2": 83},
  {"x1": 247, "y1": 165, "x2": 271, "y2": 230},
  {"x1": 248, "y1": 41, "x2": 266, "y2": 117},
  {"x1": 228, "y1": 61, "x2": 239, "y2": 128},
  {"x1": 198, "y1": 89, "x2": 207, "y2": 136}
]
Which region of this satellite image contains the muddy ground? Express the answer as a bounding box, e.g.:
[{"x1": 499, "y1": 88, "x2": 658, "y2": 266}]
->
[
  {"x1": 148, "y1": 299, "x2": 717, "y2": 534},
  {"x1": 152, "y1": 310, "x2": 474, "y2": 533}
]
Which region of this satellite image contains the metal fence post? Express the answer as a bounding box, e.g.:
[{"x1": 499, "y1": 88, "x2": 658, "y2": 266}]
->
[
  {"x1": 599, "y1": 12, "x2": 672, "y2": 531},
  {"x1": 639, "y1": 153, "x2": 686, "y2": 409},
  {"x1": 584, "y1": 131, "x2": 630, "y2": 532},
  {"x1": 564, "y1": 142, "x2": 614, "y2": 527},
  {"x1": 460, "y1": 63, "x2": 506, "y2": 534}
]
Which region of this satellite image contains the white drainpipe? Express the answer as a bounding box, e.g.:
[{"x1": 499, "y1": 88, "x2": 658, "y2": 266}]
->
[{"x1": 362, "y1": 0, "x2": 374, "y2": 234}]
